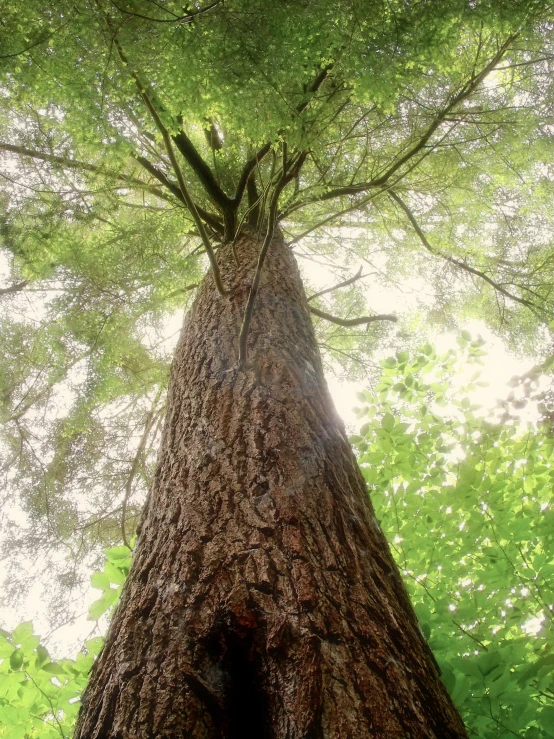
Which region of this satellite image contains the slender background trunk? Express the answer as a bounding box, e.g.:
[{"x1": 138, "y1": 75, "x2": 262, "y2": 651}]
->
[{"x1": 74, "y1": 228, "x2": 467, "y2": 738}]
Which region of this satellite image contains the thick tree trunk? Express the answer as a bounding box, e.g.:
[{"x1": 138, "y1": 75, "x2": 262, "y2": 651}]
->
[{"x1": 75, "y1": 229, "x2": 467, "y2": 738}]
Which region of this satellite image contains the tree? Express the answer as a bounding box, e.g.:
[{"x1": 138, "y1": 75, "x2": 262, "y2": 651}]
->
[
  {"x1": 1, "y1": 0, "x2": 554, "y2": 735},
  {"x1": 2, "y1": 340, "x2": 554, "y2": 738}
]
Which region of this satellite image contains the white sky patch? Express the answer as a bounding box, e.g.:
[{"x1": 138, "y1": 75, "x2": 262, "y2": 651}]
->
[{"x1": 522, "y1": 613, "x2": 545, "y2": 636}]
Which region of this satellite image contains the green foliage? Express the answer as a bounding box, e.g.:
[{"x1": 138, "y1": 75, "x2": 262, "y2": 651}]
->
[
  {"x1": 1, "y1": 0, "x2": 554, "y2": 710},
  {"x1": 0, "y1": 544, "x2": 130, "y2": 737},
  {"x1": 352, "y1": 340, "x2": 554, "y2": 737}
]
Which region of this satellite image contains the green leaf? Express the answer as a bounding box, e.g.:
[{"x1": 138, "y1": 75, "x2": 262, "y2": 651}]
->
[
  {"x1": 91, "y1": 572, "x2": 112, "y2": 590},
  {"x1": 382, "y1": 413, "x2": 395, "y2": 432},
  {"x1": 9, "y1": 649, "x2": 24, "y2": 670},
  {"x1": 11, "y1": 622, "x2": 33, "y2": 645},
  {"x1": 41, "y1": 661, "x2": 67, "y2": 675}
]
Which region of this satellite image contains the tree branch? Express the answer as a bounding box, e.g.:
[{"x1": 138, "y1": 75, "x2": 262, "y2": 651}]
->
[
  {"x1": 0, "y1": 141, "x2": 127, "y2": 179},
  {"x1": 246, "y1": 173, "x2": 260, "y2": 226},
  {"x1": 238, "y1": 148, "x2": 306, "y2": 366},
  {"x1": 106, "y1": 13, "x2": 227, "y2": 295},
  {"x1": 204, "y1": 121, "x2": 223, "y2": 151},
  {"x1": 134, "y1": 155, "x2": 223, "y2": 232},
  {"x1": 234, "y1": 143, "x2": 272, "y2": 209},
  {"x1": 121, "y1": 403, "x2": 160, "y2": 548},
  {"x1": 297, "y1": 63, "x2": 334, "y2": 114},
  {"x1": 109, "y1": 0, "x2": 223, "y2": 24},
  {"x1": 233, "y1": 65, "x2": 332, "y2": 209},
  {"x1": 0, "y1": 280, "x2": 28, "y2": 296},
  {"x1": 286, "y1": 190, "x2": 378, "y2": 245},
  {"x1": 0, "y1": 16, "x2": 74, "y2": 59},
  {"x1": 388, "y1": 189, "x2": 539, "y2": 313},
  {"x1": 172, "y1": 128, "x2": 234, "y2": 212},
  {"x1": 313, "y1": 36, "x2": 518, "y2": 204},
  {"x1": 307, "y1": 267, "x2": 364, "y2": 301},
  {"x1": 309, "y1": 306, "x2": 397, "y2": 327},
  {"x1": 0, "y1": 142, "x2": 223, "y2": 233}
]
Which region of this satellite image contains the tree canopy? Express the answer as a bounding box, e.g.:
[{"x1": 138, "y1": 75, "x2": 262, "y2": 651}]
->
[{"x1": 1, "y1": 0, "x2": 554, "y2": 689}]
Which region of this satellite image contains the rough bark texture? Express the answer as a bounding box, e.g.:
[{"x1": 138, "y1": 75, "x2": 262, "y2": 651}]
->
[{"x1": 75, "y1": 228, "x2": 468, "y2": 738}]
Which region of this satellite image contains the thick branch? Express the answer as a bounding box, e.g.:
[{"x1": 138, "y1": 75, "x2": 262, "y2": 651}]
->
[
  {"x1": 309, "y1": 306, "x2": 397, "y2": 327},
  {"x1": 307, "y1": 267, "x2": 363, "y2": 302},
  {"x1": 134, "y1": 155, "x2": 223, "y2": 232},
  {"x1": 389, "y1": 190, "x2": 538, "y2": 312},
  {"x1": 173, "y1": 129, "x2": 234, "y2": 211},
  {"x1": 204, "y1": 122, "x2": 223, "y2": 151},
  {"x1": 0, "y1": 280, "x2": 28, "y2": 296},
  {"x1": 297, "y1": 63, "x2": 334, "y2": 114}
]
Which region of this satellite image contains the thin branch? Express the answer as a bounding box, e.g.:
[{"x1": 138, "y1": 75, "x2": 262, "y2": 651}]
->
[
  {"x1": 109, "y1": 0, "x2": 222, "y2": 24},
  {"x1": 234, "y1": 143, "x2": 272, "y2": 208},
  {"x1": 238, "y1": 148, "x2": 307, "y2": 366},
  {"x1": 307, "y1": 267, "x2": 364, "y2": 302},
  {"x1": 0, "y1": 142, "x2": 197, "y2": 212},
  {"x1": 451, "y1": 620, "x2": 489, "y2": 652},
  {"x1": 105, "y1": 13, "x2": 227, "y2": 295},
  {"x1": 286, "y1": 190, "x2": 377, "y2": 245},
  {"x1": 309, "y1": 306, "x2": 397, "y2": 327},
  {"x1": 0, "y1": 15, "x2": 74, "y2": 59},
  {"x1": 121, "y1": 403, "x2": 160, "y2": 548},
  {"x1": 0, "y1": 141, "x2": 126, "y2": 179},
  {"x1": 246, "y1": 173, "x2": 260, "y2": 226},
  {"x1": 313, "y1": 35, "x2": 518, "y2": 204},
  {"x1": 388, "y1": 190, "x2": 539, "y2": 313}
]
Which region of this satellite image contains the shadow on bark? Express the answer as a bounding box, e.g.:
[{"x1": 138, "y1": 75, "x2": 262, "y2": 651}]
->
[{"x1": 226, "y1": 634, "x2": 267, "y2": 739}]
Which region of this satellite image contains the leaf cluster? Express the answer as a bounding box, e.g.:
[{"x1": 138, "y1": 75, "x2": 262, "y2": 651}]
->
[{"x1": 352, "y1": 338, "x2": 554, "y2": 737}]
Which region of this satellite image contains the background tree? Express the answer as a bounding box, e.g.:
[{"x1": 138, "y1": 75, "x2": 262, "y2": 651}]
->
[{"x1": 1, "y1": 0, "x2": 554, "y2": 735}]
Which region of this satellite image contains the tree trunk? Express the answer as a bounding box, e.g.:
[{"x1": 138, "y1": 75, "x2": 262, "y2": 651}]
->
[{"x1": 74, "y1": 228, "x2": 467, "y2": 738}]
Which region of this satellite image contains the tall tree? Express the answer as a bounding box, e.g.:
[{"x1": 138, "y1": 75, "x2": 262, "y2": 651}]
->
[{"x1": 1, "y1": 0, "x2": 553, "y2": 735}]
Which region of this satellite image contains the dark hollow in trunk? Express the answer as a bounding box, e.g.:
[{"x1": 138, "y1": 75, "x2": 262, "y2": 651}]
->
[{"x1": 74, "y1": 228, "x2": 467, "y2": 738}]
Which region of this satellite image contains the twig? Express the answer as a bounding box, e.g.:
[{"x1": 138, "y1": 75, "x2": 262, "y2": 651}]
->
[{"x1": 109, "y1": 0, "x2": 222, "y2": 24}]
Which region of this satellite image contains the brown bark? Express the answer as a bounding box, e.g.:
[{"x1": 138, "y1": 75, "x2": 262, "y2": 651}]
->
[{"x1": 74, "y1": 228, "x2": 467, "y2": 738}]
